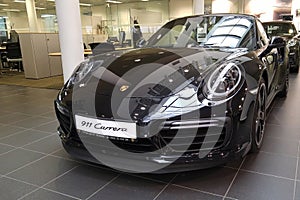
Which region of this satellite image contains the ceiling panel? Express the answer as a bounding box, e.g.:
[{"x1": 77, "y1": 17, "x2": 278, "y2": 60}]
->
[{"x1": 0, "y1": 0, "x2": 165, "y2": 12}]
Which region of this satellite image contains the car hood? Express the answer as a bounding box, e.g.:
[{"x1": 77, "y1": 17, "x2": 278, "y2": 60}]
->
[{"x1": 80, "y1": 47, "x2": 247, "y2": 99}]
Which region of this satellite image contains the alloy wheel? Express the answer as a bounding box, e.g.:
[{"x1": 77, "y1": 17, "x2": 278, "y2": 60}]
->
[{"x1": 255, "y1": 83, "x2": 266, "y2": 147}]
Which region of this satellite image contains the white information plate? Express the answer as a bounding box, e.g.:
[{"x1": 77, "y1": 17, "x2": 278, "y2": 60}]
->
[{"x1": 75, "y1": 115, "x2": 137, "y2": 139}]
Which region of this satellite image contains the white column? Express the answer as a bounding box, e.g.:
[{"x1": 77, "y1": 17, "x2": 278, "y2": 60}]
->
[
  {"x1": 238, "y1": 0, "x2": 245, "y2": 14},
  {"x1": 193, "y1": 0, "x2": 204, "y2": 15},
  {"x1": 292, "y1": 0, "x2": 300, "y2": 31},
  {"x1": 25, "y1": 0, "x2": 39, "y2": 32},
  {"x1": 55, "y1": 0, "x2": 84, "y2": 83}
]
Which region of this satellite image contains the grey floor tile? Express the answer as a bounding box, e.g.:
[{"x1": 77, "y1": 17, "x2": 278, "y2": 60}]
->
[
  {"x1": 23, "y1": 134, "x2": 61, "y2": 154},
  {"x1": 15, "y1": 106, "x2": 52, "y2": 116},
  {"x1": 44, "y1": 165, "x2": 119, "y2": 199},
  {"x1": 51, "y1": 148, "x2": 73, "y2": 160},
  {"x1": 21, "y1": 189, "x2": 77, "y2": 200},
  {"x1": 11, "y1": 116, "x2": 52, "y2": 129},
  {"x1": 88, "y1": 174, "x2": 167, "y2": 200},
  {"x1": 132, "y1": 172, "x2": 177, "y2": 183},
  {"x1": 269, "y1": 104, "x2": 300, "y2": 117},
  {"x1": 7, "y1": 156, "x2": 78, "y2": 186},
  {"x1": 0, "y1": 149, "x2": 44, "y2": 175},
  {"x1": 227, "y1": 171, "x2": 294, "y2": 200},
  {"x1": 32, "y1": 120, "x2": 59, "y2": 133},
  {"x1": 0, "y1": 113, "x2": 32, "y2": 125},
  {"x1": 242, "y1": 152, "x2": 297, "y2": 179},
  {"x1": 156, "y1": 185, "x2": 223, "y2": 200},
  {"x1": 0, "y1": 143, "x2": 15, "y2": 154},
  {"x1": 297, "y1": 160, "x2": 300, "y2": 180},
  {"x1": 40, "y1": 110, "x2": 57, "y2": 120},
  {"x1": 225, "y1": 159, "x2": 244, "y2": 169},
  {"x1": 0, "y1": 125, "x2": 26, "y2": 139},
  {"x1": 0, "y1": 129, "x2": 50, "y2": 147},
  {"x1": 0, "y1": 110, "x2": 10, "y2": 116},
  {"x1": 264, "y1": 124, "x2": 300, "y2": 141},
  {"x1": 295, "y1": 181, "x2": 300, "y2": 200},
  {"x1": 267, "y1": 107, "x2": 300, "y2": 128},
  {"x1": 171, "y1": 167, "x2": 237, "y2": 196},
  {"x1": 261, "y1": 136, "x2": 299, "y2": 157},
  {"x1": 0, "y1": 177, "x2": 37, "y2": 200}
]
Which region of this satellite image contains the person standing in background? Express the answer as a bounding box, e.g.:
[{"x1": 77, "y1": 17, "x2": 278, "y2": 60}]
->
[{"x1": 132, "y1": 19, "x2": 143, "y2": 48}]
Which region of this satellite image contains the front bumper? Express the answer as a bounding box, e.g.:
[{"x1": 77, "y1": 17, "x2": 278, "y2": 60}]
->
[
  {"x1": 60, "y1": 132, "x2": 248, "y2": 173},
  {"x1": 55, "y1": 99, "x2": 251, "y2": 173}
]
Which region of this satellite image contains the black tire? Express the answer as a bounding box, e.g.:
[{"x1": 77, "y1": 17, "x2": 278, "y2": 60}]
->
[
  {"x1": 293, "y1": 64, "x2": 299, "y2": 74},
  {"x1": 278, "y1": 66, "x2": 289, "y2": 97},
  {"x1": 250, "y1": 79, "x2": 267, "y2": 153},
  {"x1": 290, "y1": 52, "x2": 300, "y2": 73}
]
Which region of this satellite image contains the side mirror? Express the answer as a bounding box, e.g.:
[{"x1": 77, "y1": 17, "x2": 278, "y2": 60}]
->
[
  {"x1": 269, "y1": 36, "x2": 286, "y2": 48},
  {"x1": 136, "y1": 38, "x2": 146, "y2": 48}
]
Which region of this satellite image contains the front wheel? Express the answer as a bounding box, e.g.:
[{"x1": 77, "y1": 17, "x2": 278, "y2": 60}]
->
[
  {"x1": 250, "y1": 79, "x2": 267, "y2": 153},
  {"x1": 290, "y1": 51, "x2": 300, "y2": 73}
]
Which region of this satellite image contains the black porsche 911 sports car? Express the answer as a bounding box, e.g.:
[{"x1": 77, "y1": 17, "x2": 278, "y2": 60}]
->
[
  {"x1": 55, "y1": 14, "x2": 289, "y2": 173},
  {"x1": 263, "y1": 21, "x2": 300, "y2": 73}
]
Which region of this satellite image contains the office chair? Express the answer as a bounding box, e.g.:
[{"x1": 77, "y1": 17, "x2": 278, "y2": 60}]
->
[
  {"x1": 90, "y1": 42, "x2": 115, "y2": 56},
  {"x1": 6, "y1": 42, "x2": 23, "y2": 72},
  {"x1": 0, "y1": 42, "x2": 8, "y2": 69},
  {"x1": 88, "y1": 42, "x2": 101, "y2": 50}
]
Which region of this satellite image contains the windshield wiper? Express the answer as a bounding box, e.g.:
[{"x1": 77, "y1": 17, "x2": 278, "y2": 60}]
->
[{"x1": 201, "y1": 44, "x2": 234, "y2": 48}]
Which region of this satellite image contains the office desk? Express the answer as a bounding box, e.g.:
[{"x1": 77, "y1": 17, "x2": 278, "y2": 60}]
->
[
  {"x1": 49, "y1": 47, "x2": 132, "y2": 57},
  {"x1": 49, "y1": 49, "x2": 92, "y2": 57}
]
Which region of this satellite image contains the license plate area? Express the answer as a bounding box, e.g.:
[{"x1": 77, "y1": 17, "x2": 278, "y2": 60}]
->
[{"x1": 75, "y1": 115, "x2": 137, "y2": 139}]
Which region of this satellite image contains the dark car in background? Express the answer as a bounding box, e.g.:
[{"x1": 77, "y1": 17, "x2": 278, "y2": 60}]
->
[
  {"x1": 55, "y1": 14, "x2": 289, "y2": 173},
  {"x1": 263, "y1": 21, "x2": 300, "y2": 73}
]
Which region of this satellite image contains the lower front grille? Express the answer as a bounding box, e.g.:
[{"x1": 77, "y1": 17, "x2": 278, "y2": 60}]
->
[
  {"x1": 160, "y1": 117, "x2": 230, "y2": 153},
  {"x1": 78, "y1": 117, "x2": 230, "y2": 155}
]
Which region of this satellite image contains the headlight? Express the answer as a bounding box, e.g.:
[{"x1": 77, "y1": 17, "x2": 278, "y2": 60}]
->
[
  {"x1": 199, "y1": 62, "x2": 244, "y2": 106},
  {"x1": 68, "y1": 60, "x2": 94, "y2": 86},
  {"x1": 288, "y1": 39, "x2": 297, "y2": 47}
]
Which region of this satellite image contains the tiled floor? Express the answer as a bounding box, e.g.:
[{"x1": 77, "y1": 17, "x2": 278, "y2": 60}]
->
[{"x1": 0, "y1": 74, "x2": 300, "y2": 200}]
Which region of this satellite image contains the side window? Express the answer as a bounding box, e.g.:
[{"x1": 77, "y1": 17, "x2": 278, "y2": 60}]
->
[
  {"x1": 239, "y1": 27, "x2": 255, "y2": 50},
  {"x1": 256, "y1": 21, "x2": 269, "y2": 48}
]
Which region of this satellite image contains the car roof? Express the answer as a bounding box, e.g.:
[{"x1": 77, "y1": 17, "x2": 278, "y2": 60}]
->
[{"x1": 170, "y1": 13, "x2": 257, "y2": 21}]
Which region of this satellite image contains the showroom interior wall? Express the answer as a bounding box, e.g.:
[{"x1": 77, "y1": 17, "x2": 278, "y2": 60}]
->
[
  {"x1": 1, "y1": 0, "x2": 299, "y2": 81},
  {"x1": 292, "y1": 0, "x2": 300, "y2": 29},
  {"x1": 3, "y1": 0, "x2": 300, "y2": 40}
]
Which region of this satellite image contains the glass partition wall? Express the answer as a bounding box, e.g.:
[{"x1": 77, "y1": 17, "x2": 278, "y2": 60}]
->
[
  {"x1": 81, "y1": 0, "x2": 169, "y2": 48},
  {"x1": 0, "y1": 0, "x2": 169, "y2": 47}
]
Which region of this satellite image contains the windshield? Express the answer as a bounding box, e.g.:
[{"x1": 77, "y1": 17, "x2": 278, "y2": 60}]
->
[
  {"x1": 263, "y1": 23, "x2": 297, "y2": 37},
  {"x1": 146, "y1": 15, "x2": 255, "y2": 49}
]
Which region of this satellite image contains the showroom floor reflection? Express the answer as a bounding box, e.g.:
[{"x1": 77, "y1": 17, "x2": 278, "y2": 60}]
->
[{"x1": 0, "y1": 74, "x2": 300, "y2": 200}]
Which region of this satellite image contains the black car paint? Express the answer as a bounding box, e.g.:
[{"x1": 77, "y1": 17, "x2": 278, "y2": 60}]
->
[
  {"x1": 263, "y1": 21, "x2": 300, "y2": 73},
  {"x1": 55, "y1": 14, "x2": 288, "y2": 173}
]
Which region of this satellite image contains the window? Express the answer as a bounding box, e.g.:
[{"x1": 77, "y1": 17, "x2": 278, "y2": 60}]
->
[{"x1": 256, "y1": 21, "x2": 269, "y2": 48}]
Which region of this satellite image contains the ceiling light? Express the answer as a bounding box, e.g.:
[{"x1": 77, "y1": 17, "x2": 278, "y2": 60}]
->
[
  {"x1": 41, "y1": 14, "x2": 56, "y2": 18},
  {"x1": 36, "y1": 7, "x2": 46, "y2": 10},
  {"x1": 3, "y1": 9, "x2": 21, "y2": 12},
  {"x1": 0, "y1": 4, "x2": 9, "y2": 6},
  {"x1": 106, "y1": 0, "x2": 122, "y2": 4},
  {"x1": 47, "y1": 0, "x2": 55, "y2": 2},
  {"x1": 80, "y1": 3, "x2": 92, "y2": 6},
  {"x1": 141, "y1": 0, "x2": 149, "y2": 1},
  {"x1": 14, "y1": 0, "x2": 26, "y2": 3}
]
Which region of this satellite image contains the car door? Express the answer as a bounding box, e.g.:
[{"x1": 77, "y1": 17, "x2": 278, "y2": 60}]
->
[{"x1": 256, "y1": 20, "x2": 279, "y2": 101}]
